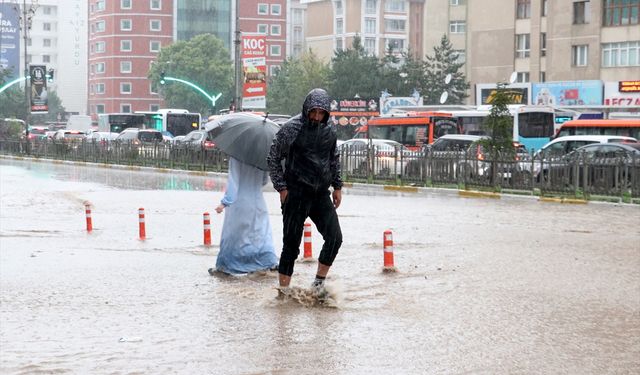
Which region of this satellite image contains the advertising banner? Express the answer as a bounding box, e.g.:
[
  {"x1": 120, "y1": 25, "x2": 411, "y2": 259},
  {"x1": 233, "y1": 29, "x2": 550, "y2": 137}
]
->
[
  {"x1": 241, "y1": 34, "x2": 267, "y2": 109},
  {"x1": 531, "y1": 80, "x2": 603, "y2": 106},
  {"x1": 0, "y1": 4, "x2": 21, "y2": 79},
  {"x1": 329, "y1": 98, "x2": 379, "y2": 127},
  {"x1": 476, "y1": 83, "x2": 530, "y2": 105},
  {"x1": 379, "y1": 96, "x2": 424, "y2": 115},
  {"x1": 604, "y1": 81, "x2": 640, "y2": 106},
  {"x1": 29, "y1": 65, "x2": 49, "y2": 113}
]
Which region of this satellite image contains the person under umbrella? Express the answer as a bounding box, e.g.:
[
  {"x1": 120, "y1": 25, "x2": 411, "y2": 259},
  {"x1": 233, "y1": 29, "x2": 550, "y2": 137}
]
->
[{"x1": 206, "y1": 114, "x2": 280, "y2": 275}]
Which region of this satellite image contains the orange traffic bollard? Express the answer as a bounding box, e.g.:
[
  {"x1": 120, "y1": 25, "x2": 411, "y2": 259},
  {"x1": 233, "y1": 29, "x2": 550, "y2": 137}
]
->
[
  {"x1": 303, "y1": 222, "x2": 313, "y2": 259},
  {"x1": 383, "y1": 230, "x2": 395, "y2": 270},
  {"x1": 85, "y1": 203, "x2": 93, "y2": 232},
  {"x1": 203, "y1": 212, "x2": 211, "y2": 246},
  {"x1": 138, "y1": 208, "x2": 146, "y2": 240}
]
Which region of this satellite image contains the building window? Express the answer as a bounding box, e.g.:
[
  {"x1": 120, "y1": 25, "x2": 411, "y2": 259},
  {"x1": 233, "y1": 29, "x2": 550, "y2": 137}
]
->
[
  {"x1": 336, "y1": 37, "x2": 344, "y2": 51},
  {"x1": 150, "y1": 0, "x2": 161, "y2": 10},
  {"x1": 43, "y1": 22, "x2": 51, "y2": 31},
  {"x1": 269, "y1": 65, "x2": 280, "y2": 76},
  {"x1": 454, "y1": 49, "x2": 466, "y2": 64},
  {"x1": 573, "y1": 1, "x2": 591, "y2": 24},
  {"x1": 516, "y1": 0, "x2": 531, "y2": 19},
  {"x1": 270, "y1": 24, "x2": 281, "y2": 36},
  {"x1": 384, "y1": 19, "x2": 406, "y2": 32},
  {"x1": 540, "y1": 33, "x2": 547, "y2": 56},
  {"x1": 603, "y1": 0, "x2": 639, "y2": 26},
  {"x1": 449, "y1": 21, "x2": 466, "y2": 33},
  {"x1": 95, "y1": 42, "x2": 105, "y2": 53},
  {"x1": 602, "y1": 41, "x2": 640, "y2": 67},
  {"x1": 95, "y1": 62, "x2": 105, "y2": 73},
  {"x1": 257, "y1": 24, "x2": 268, "y2": 34},
  {"x1": 27, "y1": 38, "x2": 31, "y2": 47},
  {"x1": 540, "y1": 71, "x2": 546, "y2": 82},
  {"x1": 270, "y1": 45, "x2": 281, "y2": 56},
  {"x1": 150, "y1": 41, "x2": 161, "y2": 52},
  {"x1": 120, "y1": 83, "x2": 132, "y2": 94},
  {"x1": 120, "y1": 61, "x2": 132, "y2": 73},
  {"x1": 150, "y1": 20, "x2": 161, "y2": 31},
  {"x1": 516, "y1": 72, "x2": 530, "y2": 83},
  {"x1": 386, "y1": 38, "x2": 405, "y2": 53},
  {"x1": 271, "y1": 4, "x2": 281, "y2": 15},
  {"x1": 293, "y1": 9, "x2": 303, "y2": 24},
  {"x1": 121, "y1": 0, "x2": 131, "y2": 9},
  {"x1": 385, "y1": 0, "x2": 406, "y2": 12},
  {"x1": 365, "y1": 0, "x2": 377, "y2": 14},
  {"x1": 95, "y1": 83, "x2": 105, "y2": 94},
  {"x1": 42, "y1": 55, "x2": 50, "y2": 63},
  {"x1": 335, "y1": 1, "x2": 343, "y2": 16},
  {"x1": 121, "y1": 19, "x2": 132, "y2": 31},
  {"x1": 121, "y1": 104, "x2": 131, "y2": 113},
  {"x1": 95, "y1": 21, "x2": 105, "y2": 32},
  {"x1": 257, "y1": 3, "x2": 268, "y2": 15},
  {"x1": 336, "y1": 19, "x2": 344, "y2": 34},
  {"x1": 515, "y1": 34, "x2": 530, "y2": 58},
  {"x1": 293, "y1": 26, "x2": 303, "y2": 43},
  {"x1": 450, "y1": 0, "x2": 466, "y2": 5},
  {"x1": 364, "y1": 38, "x2": 376, "y2": 54},
  {"x1": 572, "y1": 44, "x2": 588, "y2": 66},
  {"x1": 96, "y1": 104, "x2": 105, "y2": 114},
  {"x1": 121, "y1": 40, "x2": 132, "y2": 52},
  {"x1": 542, "y1": 0, "x2": 548, "y2": 16},
  {"x1": 365, "y1": 18, "x2": 376, "y2": 34},
  {"x1": 43, "y1": 6, "x2": 52, "y2": 15},
  {"x1": 150, "y1": 104, "x2": 160, "y2": 111},
  {"x1": 96, "y1": 1, "x2": 105, "y2": 11},
  {"x1": 43, "y1": 38, "x2": 51, "y2": 47}
]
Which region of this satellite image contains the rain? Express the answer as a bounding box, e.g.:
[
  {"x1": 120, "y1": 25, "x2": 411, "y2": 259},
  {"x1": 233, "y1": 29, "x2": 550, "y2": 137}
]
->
[{"x1": 1, "y1": 158, "x2": 639, "y2": 374}]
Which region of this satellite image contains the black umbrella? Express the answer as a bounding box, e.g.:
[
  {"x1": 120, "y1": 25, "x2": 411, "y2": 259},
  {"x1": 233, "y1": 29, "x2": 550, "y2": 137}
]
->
[{"x1": 205, "y1": 112, "x2": 280, "y2": 171}]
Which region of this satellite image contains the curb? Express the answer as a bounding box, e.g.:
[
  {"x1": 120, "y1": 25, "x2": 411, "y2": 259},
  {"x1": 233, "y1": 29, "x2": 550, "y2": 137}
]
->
[
  {"x1": 539, "y1": 196, "x2": 588, "y2": 204},
  {"x1": 459, "y1": 190, "x2": 501, "y2": 199}
]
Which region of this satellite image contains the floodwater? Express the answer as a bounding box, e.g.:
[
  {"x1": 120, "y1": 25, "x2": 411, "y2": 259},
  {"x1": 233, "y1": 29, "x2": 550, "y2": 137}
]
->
[{"x1": 1, "y1": 158, "x2": 639, "y2": 374}]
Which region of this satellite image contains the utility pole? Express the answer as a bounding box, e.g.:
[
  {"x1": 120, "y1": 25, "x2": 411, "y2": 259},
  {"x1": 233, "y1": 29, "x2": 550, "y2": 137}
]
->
[
  {"x1": 234, "y1": 0, "x2": 242, "y2": 112},
  {"x1": 17, "y1": 0, "x2": 37, "y2": 154}
]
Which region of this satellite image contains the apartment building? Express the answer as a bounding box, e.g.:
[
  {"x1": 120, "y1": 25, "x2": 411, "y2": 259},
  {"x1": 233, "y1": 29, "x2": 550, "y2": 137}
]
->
[
  {"x1": 303, "y1": 0, "x2": 424, "y2": 61},
  {"x1": 423, "y1": 0, "x2": 640, "y2": 103},
  {"x1": 238, "y1": 1, "x2": 287, "y2": 77},
  {"x1": 288, "y1": 0, "x2": 307, "y2": 58},
  {"x1": 175, "y1": 0, "x2": 231, "y2": 50},
  {"x1": 87, "y1": 0, "x2": 173, "y2": 117},
  {"x1": 10, "y1": 0, "x2": 88, "y2": 115}
]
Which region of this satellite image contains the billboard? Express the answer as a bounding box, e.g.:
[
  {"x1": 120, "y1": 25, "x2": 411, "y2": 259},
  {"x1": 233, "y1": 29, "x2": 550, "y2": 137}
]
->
[
  {"x1": 0, "y1": 3, "x2": 20, "y2": 79},
  {"x1": 29, "y1": 65, "x2": 49, "y2": 113},
  {"x1": 604, "y1": 81, "x2": 640, "y2": 107},
  {"x1": 241, "y1": 34, "x2": 267, "y2": 109},
  {"x1": 379, "y1": 96, "x2": 424, "y2": 115},
  {"x1": 531, "y1": 80, "x2": 603, "y2": 106},
  {"x1": 476, "y1": 83, "x2": 531, "y2": 105},
  {"x1": 329, "y1": 98, "x2": 379, "y2": 127}
]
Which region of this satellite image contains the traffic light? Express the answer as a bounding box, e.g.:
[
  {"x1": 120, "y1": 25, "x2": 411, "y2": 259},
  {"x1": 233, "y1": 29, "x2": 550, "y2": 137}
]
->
[
  {"x1": 160, "y1": 71, "x2": 165, "y2": 85},
  {"x1": 47, "y1": 68, "x2": 54, "y2": 82}
]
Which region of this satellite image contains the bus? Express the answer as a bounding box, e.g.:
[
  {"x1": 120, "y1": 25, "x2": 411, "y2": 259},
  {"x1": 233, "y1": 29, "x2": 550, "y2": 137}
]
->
[
  {"x1": 512, "y1": 106, "x2": 580, "y2": 152},
  {"x1": 365, "y1": 111, "x2": 458, "y2": 150},
  {"x1": 136, "y1": 109, "x2": 201, "y2": 137},
  {"x1": 554, "y1": 119, "x2": 640, "y2": 140},
  {"x1": 97, "y1": 113, "x2": 145, "y2": 133},
  {"x1": 440, "y1": 109, "x2": 491, "y2": 135}
]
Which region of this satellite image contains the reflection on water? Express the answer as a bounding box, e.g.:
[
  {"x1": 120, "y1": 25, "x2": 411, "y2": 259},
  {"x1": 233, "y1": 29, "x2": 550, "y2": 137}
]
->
[{"x1": 1, "y1": 159, "x2": 227, "y2": 192}]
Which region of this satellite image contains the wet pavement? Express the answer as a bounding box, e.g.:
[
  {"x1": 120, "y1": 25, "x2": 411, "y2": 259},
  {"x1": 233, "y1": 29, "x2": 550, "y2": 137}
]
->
[{"x1": 1, "y1": 158, "x2": 639, "y2": 374}]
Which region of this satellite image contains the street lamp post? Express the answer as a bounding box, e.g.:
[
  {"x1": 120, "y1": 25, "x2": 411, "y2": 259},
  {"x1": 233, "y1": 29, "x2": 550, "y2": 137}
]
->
[
  {"x1": 233, "y1": 0, "x2": 242, "y2": 112},
  {"x1": 16, "y1": 0, "x2": 38, "y2": 153}
]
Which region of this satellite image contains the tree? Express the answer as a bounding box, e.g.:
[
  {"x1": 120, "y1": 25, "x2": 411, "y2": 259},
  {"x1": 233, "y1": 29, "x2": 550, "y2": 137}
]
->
[
  {"x1": 267, "y1": 51, "x2": 330, "y2": 115},
  {"x1": 328, "y1": 36, "x2": 381, "y2": 99},
  {"x1": 148, "y1": 34, "x2": 233, "y2": 116},
  {"x1": 1, "y1": 68, "x2": 66, "y2": 124},
  {"x1": 423, "y1": 35, "x2": 470, "y2": 105},
  {"x1": 479, "y1": 83, "x2": 515, "y2": 185}
]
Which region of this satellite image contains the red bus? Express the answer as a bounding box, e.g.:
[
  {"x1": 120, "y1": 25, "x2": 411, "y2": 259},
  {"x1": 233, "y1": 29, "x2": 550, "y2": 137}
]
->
[
  {"x1": 554, "y1": 119, "x2": 640, "y2": 140},
  {"x1": 365, "y1": 111, "x2": 459, "y2": 150}
]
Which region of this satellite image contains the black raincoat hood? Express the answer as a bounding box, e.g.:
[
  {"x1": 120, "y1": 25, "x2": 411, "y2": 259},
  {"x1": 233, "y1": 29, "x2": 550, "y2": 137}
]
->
[{"x1": 301, "y1": 88, "x2": 331, "y2": 125}]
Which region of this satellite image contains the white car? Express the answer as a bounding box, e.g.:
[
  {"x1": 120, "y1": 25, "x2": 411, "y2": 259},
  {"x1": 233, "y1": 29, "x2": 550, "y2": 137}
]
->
[{"x1": 338, "y1": 138, "x2": 416, "y2": 176}]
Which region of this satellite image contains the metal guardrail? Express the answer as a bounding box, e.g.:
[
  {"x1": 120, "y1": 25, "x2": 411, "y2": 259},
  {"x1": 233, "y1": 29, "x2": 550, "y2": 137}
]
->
[{"x1": 2, "y1": 139, "x2": 639, "y2": 199}]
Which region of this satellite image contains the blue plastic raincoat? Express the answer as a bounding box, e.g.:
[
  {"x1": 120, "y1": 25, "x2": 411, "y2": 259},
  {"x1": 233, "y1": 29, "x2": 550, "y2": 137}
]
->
[{"x1": 215, "y1": 157, "x2": 278, "y2": 274}]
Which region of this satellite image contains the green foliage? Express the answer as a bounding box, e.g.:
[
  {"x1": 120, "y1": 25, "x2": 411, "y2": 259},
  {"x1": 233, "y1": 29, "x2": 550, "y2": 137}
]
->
[
  {"x1": 148, "y1": 34, "x2": 233, "y2": 116},
  {"x1": 267, "y1": 51, "x2": 330, "y2": 115},
  {"x1": 423, "y1": 35, "x2": 469, "y2": 105},
  {"x1": 1, "y1": 68, "x2": 66, "y2": 123},
  {"x1": 479, "y1": 83, "x2": 515, "y2": 159},
  {"x1": 328, "y1": 36, "x2": 381, "y2": 99}
]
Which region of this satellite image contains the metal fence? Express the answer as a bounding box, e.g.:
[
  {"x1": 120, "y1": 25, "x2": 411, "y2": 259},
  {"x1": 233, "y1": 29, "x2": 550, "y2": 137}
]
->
[{"x1": 2, "y1": 139, "x2": 639, "y2": 199}]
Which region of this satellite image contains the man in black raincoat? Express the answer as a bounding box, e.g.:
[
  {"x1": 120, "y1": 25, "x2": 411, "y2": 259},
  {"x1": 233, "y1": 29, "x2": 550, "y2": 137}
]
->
[{"x1": 267, "y1": 88, "x2": 343, "y2": 294}]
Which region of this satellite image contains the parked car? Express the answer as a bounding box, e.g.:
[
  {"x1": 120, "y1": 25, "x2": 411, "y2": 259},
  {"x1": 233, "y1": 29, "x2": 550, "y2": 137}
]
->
[
  {"x1": 180, "y1": 130, "x2": 215, "y2": 151},
  {"x1": 27, "y1": 126, "x2": 49, "y2": 141},
  {"x1": 429, "y1": 134, "x2": 487, "y2": 152},
  {"x1": 86, "y1": 131, "x2": 119, "y2": 151},
  {"x1": 338, "y1": 138, "x2": 416, "y2": 176},
  {"x1": 115, "y1": 128, "x2": 165, "y2": 158}
]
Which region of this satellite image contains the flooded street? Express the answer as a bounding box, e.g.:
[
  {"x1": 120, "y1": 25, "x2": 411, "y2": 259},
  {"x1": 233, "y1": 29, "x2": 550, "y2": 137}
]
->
[{"x1": 1, "y1": 158, "x2": 639, "y2": 374}]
